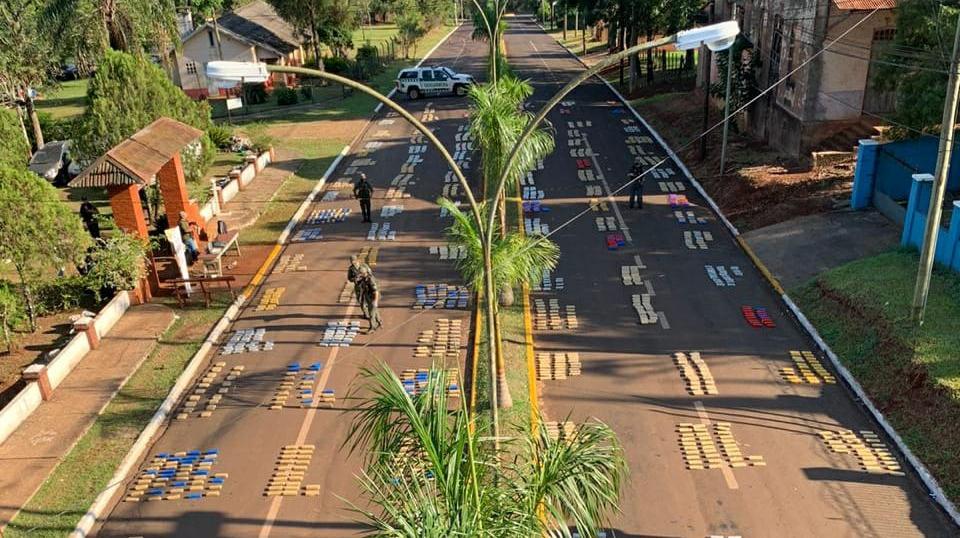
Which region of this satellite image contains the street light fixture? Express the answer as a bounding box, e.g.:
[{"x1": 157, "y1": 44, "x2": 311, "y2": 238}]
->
[{"x1": 676, "y1": 20, "x2": 739, "y2": 52}]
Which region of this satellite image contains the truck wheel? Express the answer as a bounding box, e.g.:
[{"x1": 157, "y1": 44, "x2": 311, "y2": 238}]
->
[
  {"x1": 454, "y1": 84, "x2": 468, "y2": 96},
  {"x1": 407, "y1": 87, "x2": 420, "y2": 100}
]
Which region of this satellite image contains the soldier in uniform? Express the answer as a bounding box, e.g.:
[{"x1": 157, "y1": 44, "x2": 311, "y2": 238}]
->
[
  {"x1": 347, "y1": 255, "x2": 372, "y2": 318},
  {"x1": 357, "y1": 266, "x2": 382, "y2": 333},
  {"x1": 354, "y1": 173, "x2": 374, "y2": 223},
  {"x1": 628, "y1": 159, "x2": 646, "y2": 209}
]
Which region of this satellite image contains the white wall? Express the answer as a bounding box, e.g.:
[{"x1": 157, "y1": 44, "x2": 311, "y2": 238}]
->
[
  {"x1": 177, "y1": 30, "x2": 257, "y2": 92},
  {"x1": 0, "y1": 383, "x2": 43, "y2": 445}
]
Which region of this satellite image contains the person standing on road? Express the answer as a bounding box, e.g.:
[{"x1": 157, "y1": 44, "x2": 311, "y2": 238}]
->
[
  {"x1": 79, "y1": 197, "x2": 101, "y2": 238},
  {"x1": 357, "y1": 266, "x2": 382, "y2": 333},
  {"x1": 347, "y1": 255, "x2": 372, "y2": 318},
  {"x1": 627, "y1": 159, "x2": 645, "y2": 209},
  {"x1": 354, "y1": 173, "x2": 374, "y2": 223}
]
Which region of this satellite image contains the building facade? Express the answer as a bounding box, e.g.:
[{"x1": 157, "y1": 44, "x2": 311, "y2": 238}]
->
[
  {"x1": 712, "y1": 0, "x2": 897, "y2": 155},
  {"x1": 170, "y1": 0, "x2": 305, "y2": 99}
]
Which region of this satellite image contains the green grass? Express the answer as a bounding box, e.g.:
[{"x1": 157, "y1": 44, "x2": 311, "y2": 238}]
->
[
  {"x1": 36, "y1": 79, "x2": 89, "y2": 119},
  {"x1": 792, "y1": 248, "x2": 960, "y2": 500},
  {"x1": 239, "y1": 139, "x2": 346, "y2": 245},
  {"x1": 4, "y1": 299, "x2": 229, "y2": 537}
]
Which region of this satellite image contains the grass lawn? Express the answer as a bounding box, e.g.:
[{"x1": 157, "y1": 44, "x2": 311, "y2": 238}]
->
[
  {"x1": 4, "y1": 298, "x2": 229, "y2": 537},
  {"x1": 792, "y1": 249, "x2": 960, "y2": 501},
  {"x1": 36, "y1": 79, "x2": 89, "y2": 120}
]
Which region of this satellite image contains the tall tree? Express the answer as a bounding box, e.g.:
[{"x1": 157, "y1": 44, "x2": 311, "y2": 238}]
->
[
  {"x1": 0, "y1": 166, "x2": 89, "y2": 330},
  {"x1": 0, "y1": 0, "x2": 57, "y2": 150},
  {"x1": 269, "y1": 0, "x2": 358, "y2": 68},
  {"x1": 43, "y1": 0, "x2": 180, "y2": 71},
  {"x1": 874, "y1": 1, "x2": 958, "y2": 136},
  {"x1": 76, "y1": 50, "x2": 214, "y2": 179},
  {"x1": 345, "y1": 363, "x2": 627, "y2": 538}
]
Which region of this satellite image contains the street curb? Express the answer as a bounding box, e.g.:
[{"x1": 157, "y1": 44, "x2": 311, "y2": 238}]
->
[
  {"x1": 543, "y1": 25, "x2": 960, "y2": 528},
  {"x1": 70, "y1": 147, "x2": 349, "y2": 538}
]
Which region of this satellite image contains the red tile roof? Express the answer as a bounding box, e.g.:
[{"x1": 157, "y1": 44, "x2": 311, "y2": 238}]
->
[{"x1": 833, "y1": 0, "x2": 896, "y2": 10}]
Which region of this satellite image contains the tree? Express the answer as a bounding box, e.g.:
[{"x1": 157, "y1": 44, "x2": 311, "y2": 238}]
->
[
  {"x1": 0, "y1": 166, "x2": 89, "y2": 331},
  {"x1": 0, "y1": 108, "x2": 30, "y2": 169},
  {"x1": 0, "y1": 0, "x2": 58, "y2": 150},
  {"x1": 84, "y1": 233, "x2": 148, "y2": 302},
  {"x1": 397, "y1": 9, "x2": 427, "y2": 58},
  {"x1": 468, "y1": 77, "x2": 555, "y2": 250},
  {"x1": 344, "y1": 363, "x2": 627, "y2": 538},
  {"x1": 42, "y1": 0, "x2": 180, "y2": 71},
  {"x1": 76, "y1": 50, "x2": 214, "y2": 179},
  {"x1": 874, "y1": 2, "x2": 958, "y2": 136},
  {"x1": 439, "y1": 197, "x2": 558, "y2": 409},
  {"x1": 269, "y1": 0, "x2": 358, "y2": 69}
]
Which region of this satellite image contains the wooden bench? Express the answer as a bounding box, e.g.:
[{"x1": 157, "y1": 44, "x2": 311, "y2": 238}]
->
[{"x1": 170, "y1": 276, "x2": 237, "y2": 307}]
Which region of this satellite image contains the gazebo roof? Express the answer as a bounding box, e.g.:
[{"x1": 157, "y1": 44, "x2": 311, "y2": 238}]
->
[{"x1": 70, "y1": 118, "x2": 203, "y2": 188}]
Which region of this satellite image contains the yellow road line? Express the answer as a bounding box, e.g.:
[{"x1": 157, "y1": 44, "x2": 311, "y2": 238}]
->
[
  {"x1": 735, "y1": 236, "x2": 785, "y2": 295},
  {"x1": 469, "y1": 293, "x2": 482, "y2": 421},
  {"x1": 243, "y1": 243, "x2": 283, "y2": 297}
]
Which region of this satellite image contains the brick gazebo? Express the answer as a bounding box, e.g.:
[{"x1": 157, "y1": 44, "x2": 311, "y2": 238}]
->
[{"x1": 70, "y1": 117, "x2": 207, "y2": 295}]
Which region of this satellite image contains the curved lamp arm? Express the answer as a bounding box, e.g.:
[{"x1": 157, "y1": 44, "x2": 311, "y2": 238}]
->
[{"x1": 482, "y1": 34, "x2": 677, "y2": 242}]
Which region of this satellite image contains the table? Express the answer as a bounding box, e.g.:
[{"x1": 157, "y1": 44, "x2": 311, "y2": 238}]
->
[{"x1": 199, "y1": 230, "x2": 241, "y2": 277}]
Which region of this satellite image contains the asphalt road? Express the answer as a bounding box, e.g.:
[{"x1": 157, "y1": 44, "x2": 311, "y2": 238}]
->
[
  {"x1": 504, "y1": 15, "x2": 957, "y2": 538},
  {"x1": 96, "y1": 24, "x2": 486, "y2": 537},
  {"x1": 92, "y1": 17, "x2": 958, "y2": 538}
]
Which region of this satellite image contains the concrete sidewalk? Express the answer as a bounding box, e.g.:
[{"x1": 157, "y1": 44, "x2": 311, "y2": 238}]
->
[
  {"x1": 217, "y1": 148, "x2": 303, "y2": 232},
  {"x1": 742, "y1": 209, "x2": 900, "y2": 289},
  {"x1": 0, "y1": 303, "x2": 175, "y2": 532}
]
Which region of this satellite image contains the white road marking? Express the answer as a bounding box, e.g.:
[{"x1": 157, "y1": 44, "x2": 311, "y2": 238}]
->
[
  {"x1": 580, "y1": 134, "x2": 632, "y2": 243},
  {"x1": 694, "y1": 401, "x2": 739, "y2": 490},
  {"x1": 258, "y1": 303, "x2": 356, "y2": 538}
]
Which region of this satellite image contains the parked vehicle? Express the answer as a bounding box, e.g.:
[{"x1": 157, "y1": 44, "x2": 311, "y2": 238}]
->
[
  {"x1": 28, "y1": 140, "x2": 75, "y2": 185},
  {"x1": 395, "y1": 66, "x2": 474, "y2": 100}
]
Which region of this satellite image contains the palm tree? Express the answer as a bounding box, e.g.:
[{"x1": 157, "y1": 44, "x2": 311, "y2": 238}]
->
[
  {"x1": 470, "y1": 0, "x2": 507, "y2": 83},
  {"x1": 438, "y1": 197, "x2": 559, "y2": 409},
  {"x1": 468, "y1": 76, "x2": 555, "y2": 305},
  {"x1": 344, "y1": 363, "x2": 627, "y2": 538}
]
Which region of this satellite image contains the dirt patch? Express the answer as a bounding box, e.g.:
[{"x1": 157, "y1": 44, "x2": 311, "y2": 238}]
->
[
  {"x1": 808, "y1": 280, "x2": 960, "y2": 500},
  {"x1": 0, "y1": 310, "x2": 80, "y2": 407},
  {"x1": 267, "y1": 118, "x2": 368, "y2": 142},
  {"x1": 634, "y1": 90, "x2": 854, "y2": 231}
]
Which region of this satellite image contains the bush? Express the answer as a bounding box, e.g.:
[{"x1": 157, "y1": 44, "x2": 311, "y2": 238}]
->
[
  {"x1": 242, "y1": 122, "x2": 276, "y2": 154},
  {"x1": 299, "y1": 85, "x2": 314, "y2": 101},
  {"x1": 84, "y1": 233, "x2": 148, "y2": 301},
  {"x1": 35, "y1": 113, "x2": 81, "y2": 144},
  {"x1": 0, "y1": 108, "x2": 29, "y2": 169},
  {"x1": 324, "y1": 56, "x2": 353, "y2": 76},
  {"x1": 274, "y1": 83, "x2": 299, "y2": 106},
  {"x1": 356, "y1": 45, "x2": 381, "y2": 77},
  {"x1": 207, "y1": 124, "x2": 235, "y2": 150},
  {"x1": 243, "y1": 82, "x2": 268, "y2": 105},
  {"x1": 34, "y1": 276, "x2": 92, "y2": 316}
]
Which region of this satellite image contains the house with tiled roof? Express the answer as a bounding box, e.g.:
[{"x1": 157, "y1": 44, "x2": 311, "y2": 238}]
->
[{"x1": 170, "y1": 0, "x2": 305, "y2": 99}]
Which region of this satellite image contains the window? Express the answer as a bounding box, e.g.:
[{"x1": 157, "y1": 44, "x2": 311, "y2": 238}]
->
[
  {"x1": 420, "y1": 69, "x2": 434, "y2": 82},
  {"x1": 185, "y1": 61, "x2": 198, "y2": 75},
  {"x1": 400, "y1": 70, "x2": 418, "y2": 79},
  {"x1": 873, "y1": 28, "x2": 896, "y2": 42},
  {"x1": 434, "y1": 69, "x2": 449, "y2": 80},
  {"x1": 768, "y1": 15, "x2": 783, "y2": 84},
  {"x1": 785, "y1": 23, "x2": 797, "y2": 78},
  {"x1": 207, "y1": 29, "x2": 215, "y2": 47}
]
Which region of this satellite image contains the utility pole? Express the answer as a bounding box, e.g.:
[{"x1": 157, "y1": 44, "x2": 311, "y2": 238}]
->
[
  {"x1": 719, "y1": 5, "x2": 736, "y2": 175},
  {"x1": 911, "y1": 15, "x2": 960, "y2": 324},
  {"x1": 699, "y1": 0, "x2": 715, "y2": 161},
  {"x1": 582, "y1": 11, "x2": 587, "y2": 55}
]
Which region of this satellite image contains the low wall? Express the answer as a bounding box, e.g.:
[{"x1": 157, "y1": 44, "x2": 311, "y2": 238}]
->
[
  {"x1": 239, "y1": 163, "x2": 256, "y2": 187},
  {"x1": 851, "y1": 137, "x2": 960, "y2": 211},
  {"x1": 901, "y1": 174, "x2": 960, "y2": 273},
  {"x1": 0, "y1": 383, "x2": 43, "y2": 445},
  {"x1": 0, "y1": 291, "x2": 132, "y2": 445},
  {"x1": 221, "y1": 179, "x2": 239, "y2": 205}
]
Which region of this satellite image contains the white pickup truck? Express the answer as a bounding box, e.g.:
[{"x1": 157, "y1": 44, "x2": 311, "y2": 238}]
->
[{"x1": 395, "y1": 66, "x2": 475, "y2": 99}]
